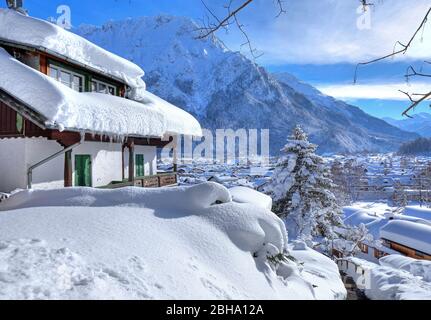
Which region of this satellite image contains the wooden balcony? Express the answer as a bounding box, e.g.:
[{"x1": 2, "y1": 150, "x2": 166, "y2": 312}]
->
[{"x1": 101, "y1": 173, "x2": 178, "y2": 189}]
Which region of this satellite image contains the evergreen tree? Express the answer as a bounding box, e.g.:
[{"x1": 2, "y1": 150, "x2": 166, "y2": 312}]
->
[
  {"x1": 265, "y1": 126, "x2": 343, "y2": 243},
  {"x1": 392, "y1": 180, "x2": 408, "y2": 208}
]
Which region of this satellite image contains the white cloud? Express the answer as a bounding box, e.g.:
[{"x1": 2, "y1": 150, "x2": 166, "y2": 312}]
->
[
  {"x1": 317, "y1": 82, "x2": 431, "y2": 100},
  {"x1": 222, "y1": 0, "x2": 431, "y2": 64}
]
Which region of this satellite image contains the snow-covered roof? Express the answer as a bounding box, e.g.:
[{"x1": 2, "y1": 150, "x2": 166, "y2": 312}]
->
[
  {"x1": 0, "y1": 9, "x2": 145, "y2": 90},
  {"x1": 380, "y1": 220, "x2": 431, "y2": 255},
  {"x1": 404, "y1": 206, "x2": 431, "y2": 222},
  {"x1": 0, "y1": 48, "x2": 202, "y2": 137}
]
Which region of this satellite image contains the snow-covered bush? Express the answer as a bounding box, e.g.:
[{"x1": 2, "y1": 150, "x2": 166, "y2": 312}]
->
[{"x1": 265, "y1": 126, "x2": 343, "y2": 243}]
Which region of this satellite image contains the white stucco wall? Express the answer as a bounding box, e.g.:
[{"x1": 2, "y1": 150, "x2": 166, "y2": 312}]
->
[
  {"x1": 72, "y1": 141, "x2": 123, "y2": 188},
  {"x1": 0, "y1": 137, "x2": 64, "y2": 192},
  {"x1": 27, "y1": 138, "x2": 64, "y2": 189},
  {"x1": 0, "y1": 138, "x2": 27, "y2": 192},
  {"x1": 123, "y1": 145, "x2": 157, "y2": 178},
  {"x1": 0, "y1": 138, "x2": 158, "y2": 192}
]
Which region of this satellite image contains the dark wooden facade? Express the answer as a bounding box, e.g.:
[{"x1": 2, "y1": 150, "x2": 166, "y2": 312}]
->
[
  {"x1": 0, "y1": 100, "x2": 45, "y2": 138},
  {"x1": 382, "y1": 239, "x2": 431, "y2": 261}
]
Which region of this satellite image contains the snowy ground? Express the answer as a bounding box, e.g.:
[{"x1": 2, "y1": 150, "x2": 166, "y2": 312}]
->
[
  {"x1": 341, "y1": 202, "x2": 431, "y2": 300},
  {"x1": 340, "y1": 255, "x2": 431, "y2": 300},
  {"x1": 0, "y1": 183, "x2": 345, "y2": 300}
]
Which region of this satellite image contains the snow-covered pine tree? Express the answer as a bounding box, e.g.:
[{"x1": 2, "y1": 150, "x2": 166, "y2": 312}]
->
[
  {"x1": 265, "y1": 125, "x2": 343, "y2": 243},
  {"x1": 392, "y1": 180, "x2": 408, "y2": 208}
]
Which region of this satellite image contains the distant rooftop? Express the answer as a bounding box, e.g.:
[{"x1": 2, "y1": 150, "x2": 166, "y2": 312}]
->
[{"x1": 380, "y1": 220, "x2": 431, "y2": 255}]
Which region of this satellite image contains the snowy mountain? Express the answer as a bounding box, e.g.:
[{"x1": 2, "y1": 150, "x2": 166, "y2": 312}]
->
[
  {"x1": 383, "y1": 113, "x2": 431, "y2": 138},
  {"x1": 76, "y1": 16, "x2": 418, "y2": 154}
]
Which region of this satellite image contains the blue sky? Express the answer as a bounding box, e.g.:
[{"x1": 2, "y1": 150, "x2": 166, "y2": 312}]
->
[{"x1": 3, "y1": 0, "x2": 431, "y2": 120}]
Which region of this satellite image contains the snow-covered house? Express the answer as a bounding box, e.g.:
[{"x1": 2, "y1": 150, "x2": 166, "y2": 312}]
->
[
  {"x1": 380, "y1": 220, "x2": 431, "y2": 261},
  {"x1": 0, "y1": 9, "x2": 201, "y2": 192}
]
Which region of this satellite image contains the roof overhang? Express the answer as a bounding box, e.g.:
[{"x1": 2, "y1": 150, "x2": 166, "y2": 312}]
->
[{"x1": 0, "y1": 38, "x2": 128, "y2": 87}]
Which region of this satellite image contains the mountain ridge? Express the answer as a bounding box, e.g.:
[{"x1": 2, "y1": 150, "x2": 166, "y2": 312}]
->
[
  {"x1": 383, "y1": 113, "x2": 431, "y2": 138},
  {"x1": 75, "y1": 15, "x2": 419, "y2": 154}
]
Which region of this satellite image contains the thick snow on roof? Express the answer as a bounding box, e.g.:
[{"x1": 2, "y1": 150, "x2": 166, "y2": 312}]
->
[
  {"x1": 0, "y1": 48, "x2": 201, "y2": 137},
  {"x1": 0, "y1": 9, "x2": 145, "y2": 90},
  {"x1": 344, "y1": 210, "x2": 380, "y2": 225},
  {"x1": 404, "y1": 206, "x2": 431, "y2": 222},
  {"x1": 0, "y1": 183, "x2": 345, "y2": 299},
  {"x1": 138, "y1": 90, "x2": 202, "y2": 136},
  {"x1": 380, "y1": 220, "x2": 431, "y2": 255}
]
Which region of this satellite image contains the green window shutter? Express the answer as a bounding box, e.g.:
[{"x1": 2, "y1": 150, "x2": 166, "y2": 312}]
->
[
  {"x1": 135, "y1": 154, "x2": 144, "y2": 177},
  {"x1": 75, "y1": 155, "x2": 92, "y2": 187},
  {"x1": 16, "y1": 114, "x2": 23, "y2": 133}
]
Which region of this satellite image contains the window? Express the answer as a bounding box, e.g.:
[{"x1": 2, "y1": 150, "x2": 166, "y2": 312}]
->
[
  {"x1": 135, "y1": 154, "x2": 145, "y2": 177},
  {"x1": 16, "y1": 114, "x2": 23, "y2": 133},
  {"x1": 374, "y1": 249, "x2": 385, "y2": 259},
  {"x1": 49, "y1": 65, "x2": 84, "y2": 92},
  {"x1": 359, "y1": 243, "x2": 369, "y2": 254},
  {"x1": 91, "y1": 79, "x2": 116, "y2": 95}
]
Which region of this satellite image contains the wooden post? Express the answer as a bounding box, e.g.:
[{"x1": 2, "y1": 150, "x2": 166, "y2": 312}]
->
[
  {"x1": 121, "y1": 144, "x2": 125, "y2": 181},
  {"x1": 64, "y1": 149, "x2": 73, "y2": 187},
  {"x1": 128, "y1": 140, "x2": 135, "y2": 182},
  {"x1": 39, "y1": 54, "x2": 48, "y2": 75},
  {"x1": 173, "y1": 136, "x2": 178, "y2": 173}
]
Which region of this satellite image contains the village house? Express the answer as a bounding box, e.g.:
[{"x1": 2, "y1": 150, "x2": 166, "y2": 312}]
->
[
  {"x1": 333, "y1": 218, "x2": 431, "y2": 262},
  {"x1": 0, "y1": 8, "x2": 202, "y2": 193},
  {"x1": 380, "y1": 220, "x2": 431, "y2": 261}
]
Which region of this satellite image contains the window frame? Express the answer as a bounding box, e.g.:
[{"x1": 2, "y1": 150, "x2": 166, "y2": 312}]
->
[
  {"x1": 49, "y1": 64, "x2": 85, "y2": 92},
  {"x1": 359, "y1": 243, "x2": 369, "y2": 254},
  {"x1": 47, "y1": 59, "x2": 122, "y2": 96},
  {"x1": 91, "y1": 78, "x2": 117, "y2": 96}
]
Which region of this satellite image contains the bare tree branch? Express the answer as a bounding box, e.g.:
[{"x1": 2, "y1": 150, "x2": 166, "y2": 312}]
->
[
  {"x1": 197, "y1": 0, "x2": 254, "y2": 39},
  {"x1": 274, "y1": 0, "x2": 287, "y2": 18},
  {"x1": 398, "y1": 90, "x2": 431, "y2": 118},
  {"x1": 355, "y1": 6, "x2": 431, "y2": 117},
  {"x1": 196, "y1": 0, "x2": 286, "y2": 59},
  {"x1": 405, "y1": 65, "x2": 431, "y2": 81},
  {"x1": 355, "y1": 7, "x2": 431, "y2": 83}
]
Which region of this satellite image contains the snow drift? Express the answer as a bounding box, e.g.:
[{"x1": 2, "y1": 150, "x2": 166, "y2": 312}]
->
[
  {"x1": 338, "y1": 255, "x2": 431, "y2": 300},
  {"x1": 229, "y1": 186, "x2": 273, "y2": 210},
  {"x1": 0, "y1": 183, "x2": 345, "y2": 300},
  {"x1": 366, "y1": 265, "x2": 431, "y2": 300}
]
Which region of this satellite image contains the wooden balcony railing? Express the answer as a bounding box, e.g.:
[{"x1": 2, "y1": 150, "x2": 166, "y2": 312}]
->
[{"x1": 101, "y1": 173, "x2": 178, "y2": 189}]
